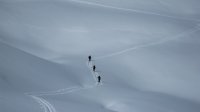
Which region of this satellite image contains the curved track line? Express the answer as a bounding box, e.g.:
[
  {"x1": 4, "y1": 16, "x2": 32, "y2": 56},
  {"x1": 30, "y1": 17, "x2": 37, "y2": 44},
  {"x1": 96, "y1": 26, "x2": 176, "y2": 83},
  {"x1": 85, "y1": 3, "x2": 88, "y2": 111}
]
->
[
  {"x1": 68, "y1": 0, "x2": 200, "y2": 22},
  {"x1": 26, "y1": 85, "x2": 98, "y2": 112},
  {"x1": 26, "y1": 84, "x2": 96, "y2": 112},
  {"x1": 29, "y1": 95, "x2": 56, "y2": 112},
  {"x1": 25, "y1": 59, "x2": 101, "y2": 112},
  {"x1": 95, "y1": 26, "x2": 200, "y2": 60}
]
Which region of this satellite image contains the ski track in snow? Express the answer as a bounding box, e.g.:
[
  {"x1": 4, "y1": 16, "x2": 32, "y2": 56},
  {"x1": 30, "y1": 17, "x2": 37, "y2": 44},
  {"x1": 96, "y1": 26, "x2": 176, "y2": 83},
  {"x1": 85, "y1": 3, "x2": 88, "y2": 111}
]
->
[
  {"x1": 95, "y1": 25, "x2": 200, "y2": 60},
  {"x1": 25, "y1": 61, "x2": 100, "y2": 112},
  {"x1": 68, "y1": 0, "x2": 200, "y2": 22},
  {"x1": 29, "y1": 95, "x2": 56, "y2": 112}
]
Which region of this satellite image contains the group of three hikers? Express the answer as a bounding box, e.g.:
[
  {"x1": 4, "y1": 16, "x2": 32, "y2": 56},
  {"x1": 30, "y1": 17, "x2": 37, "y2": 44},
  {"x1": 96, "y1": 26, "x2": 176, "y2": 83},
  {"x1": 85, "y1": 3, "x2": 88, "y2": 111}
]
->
[{"x1": 88, "y1": 55, "x2": 101, "y2": 84}]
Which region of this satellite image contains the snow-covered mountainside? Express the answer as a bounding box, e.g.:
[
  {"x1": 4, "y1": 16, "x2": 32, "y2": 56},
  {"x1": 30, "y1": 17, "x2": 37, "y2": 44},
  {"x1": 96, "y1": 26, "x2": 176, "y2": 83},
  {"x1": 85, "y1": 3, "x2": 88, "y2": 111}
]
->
[{"x1": 1, "y1": 0, "x2": 200, "y2": 112}]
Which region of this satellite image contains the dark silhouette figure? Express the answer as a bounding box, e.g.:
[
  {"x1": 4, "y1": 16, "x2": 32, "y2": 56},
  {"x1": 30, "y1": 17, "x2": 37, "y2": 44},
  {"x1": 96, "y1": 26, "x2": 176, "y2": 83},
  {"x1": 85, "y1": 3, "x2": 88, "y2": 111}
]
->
[
  {"x1": 88, "y1": 55, "x2": 91, "y2": 61},
  {"x1": 98, "y1": 75, "x2": 101, "y2": 83},
  {"x1": 93, "y1": 65, "x2": 96, "y2": 72}
]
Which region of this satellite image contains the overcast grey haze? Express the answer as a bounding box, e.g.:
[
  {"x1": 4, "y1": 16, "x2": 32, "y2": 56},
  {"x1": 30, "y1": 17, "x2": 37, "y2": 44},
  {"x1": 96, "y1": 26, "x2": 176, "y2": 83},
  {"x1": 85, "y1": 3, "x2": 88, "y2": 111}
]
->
[{"x1": 1, "y1": 0, "x2": 200, "y2": 112}]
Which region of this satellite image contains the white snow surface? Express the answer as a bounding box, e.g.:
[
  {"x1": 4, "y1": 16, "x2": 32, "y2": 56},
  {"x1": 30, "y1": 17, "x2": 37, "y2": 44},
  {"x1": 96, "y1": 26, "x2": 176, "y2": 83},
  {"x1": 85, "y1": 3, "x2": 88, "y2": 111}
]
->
[{"x1": 1, "y1": 0, "x2": 200, "y2": 112}]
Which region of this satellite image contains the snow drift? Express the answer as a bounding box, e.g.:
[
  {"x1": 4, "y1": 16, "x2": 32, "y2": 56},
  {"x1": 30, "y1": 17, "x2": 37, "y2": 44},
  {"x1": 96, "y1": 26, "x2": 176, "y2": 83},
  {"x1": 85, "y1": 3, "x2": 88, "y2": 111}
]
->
[{"x1": 1, "y1": 0, "x2": 200, "y2": 112}]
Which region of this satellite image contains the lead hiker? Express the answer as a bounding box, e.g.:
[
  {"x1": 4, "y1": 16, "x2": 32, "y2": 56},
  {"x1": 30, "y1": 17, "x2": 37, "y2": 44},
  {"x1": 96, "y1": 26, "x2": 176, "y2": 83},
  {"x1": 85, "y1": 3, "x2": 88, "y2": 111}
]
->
[{"x1": 88, "y1": 55, "x2": 91, "y2": 62}]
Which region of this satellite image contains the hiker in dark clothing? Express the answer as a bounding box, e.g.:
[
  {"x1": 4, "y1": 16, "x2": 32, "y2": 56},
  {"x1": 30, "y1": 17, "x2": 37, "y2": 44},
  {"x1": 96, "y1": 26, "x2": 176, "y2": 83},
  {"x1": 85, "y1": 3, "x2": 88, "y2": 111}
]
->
[
  {"x1": 97, "y1": 75, "x2": 101, "y2": 83},
  {"x1": 93, "y1": 65, "x2": 96, "y2": 72},
  {"x1": 88, "y1": 55, "x2": 91, "y2": 62}
]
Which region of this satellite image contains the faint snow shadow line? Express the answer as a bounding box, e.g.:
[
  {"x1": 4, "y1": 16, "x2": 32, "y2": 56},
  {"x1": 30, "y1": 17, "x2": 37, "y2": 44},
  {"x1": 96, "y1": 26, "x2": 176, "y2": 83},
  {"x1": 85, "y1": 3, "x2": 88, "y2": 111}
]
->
[
  {"x1": 95, "y1": 25, "x2": 200, "y2": 60},
  {"x1": 25, "y1": 86, "x2": 80, "y2": 96},
  {"x1": 68, "y1": 0, "x2": 200, "y2": 22}
]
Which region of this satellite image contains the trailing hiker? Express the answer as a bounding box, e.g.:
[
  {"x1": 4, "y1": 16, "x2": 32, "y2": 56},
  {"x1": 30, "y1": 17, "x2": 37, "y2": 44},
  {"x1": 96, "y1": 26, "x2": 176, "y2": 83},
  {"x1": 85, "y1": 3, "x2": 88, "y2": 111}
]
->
[{"x1": 97, "y1": 75, "x2": 101, "y2": 84}]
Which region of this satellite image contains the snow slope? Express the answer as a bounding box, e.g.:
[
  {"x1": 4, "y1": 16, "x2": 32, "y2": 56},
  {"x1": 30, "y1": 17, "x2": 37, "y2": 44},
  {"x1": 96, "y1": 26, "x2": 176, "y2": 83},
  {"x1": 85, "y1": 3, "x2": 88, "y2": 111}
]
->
[{"x1": 1, "y1": 0, "x2": 200, "y2": 112}]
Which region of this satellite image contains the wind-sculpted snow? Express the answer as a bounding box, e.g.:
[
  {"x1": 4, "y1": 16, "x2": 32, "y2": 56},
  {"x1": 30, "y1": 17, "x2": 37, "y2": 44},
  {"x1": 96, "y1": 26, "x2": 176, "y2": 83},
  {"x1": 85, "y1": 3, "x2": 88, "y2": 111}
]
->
[{"x1": 1, "y1": 0, "x2": 200, "y2": 112}]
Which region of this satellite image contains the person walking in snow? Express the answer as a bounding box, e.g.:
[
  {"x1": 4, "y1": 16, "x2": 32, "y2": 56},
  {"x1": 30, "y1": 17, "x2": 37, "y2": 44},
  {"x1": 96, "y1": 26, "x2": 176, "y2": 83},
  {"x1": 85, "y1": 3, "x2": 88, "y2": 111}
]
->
[
  {"x1": 93, "y1": 65, "x2": 96, "y2": 72},
  {"x1": 88, "y1": 55, "x2": 91, "y2": 62},
  {"x1": 97, "y1": 75, "x2": 101, "y2": 84}
]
